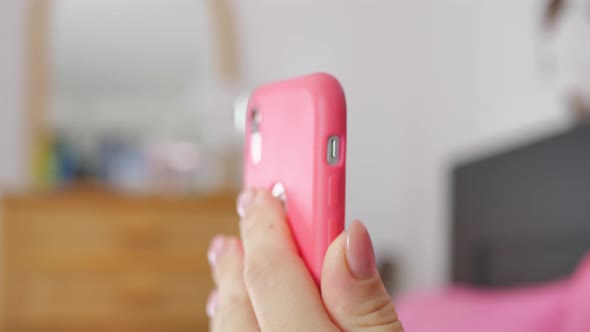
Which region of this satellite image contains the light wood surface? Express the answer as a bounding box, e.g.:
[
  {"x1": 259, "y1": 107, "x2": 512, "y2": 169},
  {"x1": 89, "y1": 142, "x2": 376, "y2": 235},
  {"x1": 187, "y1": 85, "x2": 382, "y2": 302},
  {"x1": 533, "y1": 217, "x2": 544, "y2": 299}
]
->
[
  {"x1": 26, "y1": 0, "x2": 51, "y2": 185},
  {"x1": 1, "y1": 189, "x2": 238, "y2": 332}
]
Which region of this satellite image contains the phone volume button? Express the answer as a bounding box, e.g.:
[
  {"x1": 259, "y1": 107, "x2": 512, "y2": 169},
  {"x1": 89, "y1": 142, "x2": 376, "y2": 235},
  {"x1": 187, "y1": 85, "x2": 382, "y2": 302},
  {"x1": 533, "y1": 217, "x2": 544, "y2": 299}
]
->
[{"x1": 328, "y1": 175, "x2": 342, "y2": 208}]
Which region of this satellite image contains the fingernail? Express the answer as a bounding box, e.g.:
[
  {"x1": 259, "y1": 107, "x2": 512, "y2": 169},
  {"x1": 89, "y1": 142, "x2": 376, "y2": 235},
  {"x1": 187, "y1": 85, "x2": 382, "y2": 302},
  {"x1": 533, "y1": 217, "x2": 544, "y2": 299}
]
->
[
  {"x1": 346, "y1": 220, "x2": 377, "y2": 280},
  {"x1": 207, "y1": 236, "x2": 226, "y2": 267},
  {"x1": 206, "y1": 290, "x2": 218, "y2": 318},
  {"x1": 226, "y1": 238, "x2": 242, "y2": 254},
  {"x1": 237, "y1": 189, "x2": 256, "y2": 218}
]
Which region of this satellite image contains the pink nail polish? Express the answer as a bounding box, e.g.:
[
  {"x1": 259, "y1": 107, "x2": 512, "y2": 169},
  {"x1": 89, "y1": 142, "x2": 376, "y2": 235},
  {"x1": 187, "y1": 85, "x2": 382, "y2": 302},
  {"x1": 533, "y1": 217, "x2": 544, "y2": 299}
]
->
[
  {"x1": 346, "y1": 220, "x2": 377, "y2": 280},
  {"x1": 207, "y1": 236, "x2": 226, "y2": 266},
  {"x1": 206, "y1": 290, "x2": 218, "y2": 318},
  {"x1": 237, "y1": 189, "x2": 256, "y2": 218}
]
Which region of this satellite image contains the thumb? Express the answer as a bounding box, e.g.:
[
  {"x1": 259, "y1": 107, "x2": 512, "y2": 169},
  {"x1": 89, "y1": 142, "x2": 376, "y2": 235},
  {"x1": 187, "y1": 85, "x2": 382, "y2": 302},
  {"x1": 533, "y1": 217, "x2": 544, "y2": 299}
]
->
[{"x1": 321, "y1": 220, "x2": 404, "y2": 332}]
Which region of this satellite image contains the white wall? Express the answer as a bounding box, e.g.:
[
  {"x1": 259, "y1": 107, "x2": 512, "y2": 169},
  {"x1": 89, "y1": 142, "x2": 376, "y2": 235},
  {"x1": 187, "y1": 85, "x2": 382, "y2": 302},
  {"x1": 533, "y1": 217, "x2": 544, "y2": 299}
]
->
[
  {"x1": 232, "y1": 0, "x2": 569, "y2": 290},
  {"x1": 0, "y1": 1, "x2": 28, "y2": 189},
  {"x1": 49, "y1": 0, "x2": 236, "y2": 145}
]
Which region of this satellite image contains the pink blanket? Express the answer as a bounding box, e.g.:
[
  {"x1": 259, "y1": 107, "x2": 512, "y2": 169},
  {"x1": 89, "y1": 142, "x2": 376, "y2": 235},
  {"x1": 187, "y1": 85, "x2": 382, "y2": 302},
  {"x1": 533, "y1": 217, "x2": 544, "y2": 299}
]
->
[{"x1": 396, "y1": 253, "x2": 590, "y2": 332}]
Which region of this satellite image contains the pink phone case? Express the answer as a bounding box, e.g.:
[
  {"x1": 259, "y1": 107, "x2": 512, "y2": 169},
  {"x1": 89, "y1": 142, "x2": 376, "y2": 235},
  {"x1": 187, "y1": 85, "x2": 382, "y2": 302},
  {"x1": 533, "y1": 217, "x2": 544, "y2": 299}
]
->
[{"x1": 243, "y1": 73, "x2": 346, "y2": 285}]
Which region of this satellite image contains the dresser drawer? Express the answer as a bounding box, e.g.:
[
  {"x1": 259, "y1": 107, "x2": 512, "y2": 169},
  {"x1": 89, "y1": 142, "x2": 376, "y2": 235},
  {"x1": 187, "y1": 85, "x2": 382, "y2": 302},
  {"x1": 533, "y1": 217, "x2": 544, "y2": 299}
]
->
[
  {"x1": 2, "y1": 191, "x2": 237, "y2": 332},
  {"x1": 8, "y1": 207, "x2": 238, "y2": 252},
  {"x1": 163, "y1": 212, "x2": 238, "y2": 251},
  {"x1": 5, "y1": 272, "x2": 213, "y2": 332},
  {"x1": 6, "y1": 271, "x2": 213, "y2": 313},
  {"x1": 4, "y1": 264, "x2": 216, "y2": 332}
]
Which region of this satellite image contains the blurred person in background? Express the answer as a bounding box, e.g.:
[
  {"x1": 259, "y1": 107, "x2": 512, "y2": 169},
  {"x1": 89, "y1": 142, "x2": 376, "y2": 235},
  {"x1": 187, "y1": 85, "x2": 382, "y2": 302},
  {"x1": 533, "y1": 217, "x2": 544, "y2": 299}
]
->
[
  {"x1": 544, "y1": 0, "x2": 590, "y2": 123},
  {"x1": 206, "y1": 1, "x2": 590, "y2": 332}
]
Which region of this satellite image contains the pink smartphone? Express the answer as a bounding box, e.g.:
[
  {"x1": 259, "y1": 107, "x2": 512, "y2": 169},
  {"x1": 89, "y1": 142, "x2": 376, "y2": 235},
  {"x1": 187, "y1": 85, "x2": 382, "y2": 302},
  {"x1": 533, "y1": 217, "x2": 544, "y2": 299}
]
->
[{"x1": 243, "y1": 73, "x2": 346, "y2": 284}]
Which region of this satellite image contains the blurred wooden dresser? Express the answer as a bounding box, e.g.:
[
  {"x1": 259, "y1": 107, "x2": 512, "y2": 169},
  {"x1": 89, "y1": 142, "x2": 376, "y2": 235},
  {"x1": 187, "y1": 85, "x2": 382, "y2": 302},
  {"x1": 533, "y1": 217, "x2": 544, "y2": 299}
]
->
[{"x1": 0, "y1": 188, "x2": 238, "y2": 332}]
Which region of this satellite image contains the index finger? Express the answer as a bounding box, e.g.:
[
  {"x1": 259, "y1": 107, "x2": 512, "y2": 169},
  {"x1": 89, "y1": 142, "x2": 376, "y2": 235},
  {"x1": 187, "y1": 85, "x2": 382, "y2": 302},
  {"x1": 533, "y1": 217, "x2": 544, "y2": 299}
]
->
[{"x1": 238, "y1": 189, "x2": 337, "y2": 332}]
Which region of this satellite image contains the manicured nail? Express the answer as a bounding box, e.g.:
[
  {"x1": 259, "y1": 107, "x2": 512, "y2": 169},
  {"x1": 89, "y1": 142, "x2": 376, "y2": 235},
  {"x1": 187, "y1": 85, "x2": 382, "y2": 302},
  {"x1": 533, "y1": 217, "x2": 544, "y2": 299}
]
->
[
  {"x1": 237, "y1": 189, "x2": 256, "y2": 218},
  {"x1": 206, "y1": 290, "x2": 218, "y2": 318},
  {"x1": 207, "y1": 236, "x2": 226, "y2": 267},
  {"x1": 346, "y1": 220, "x2": 377, "y2": 280},
  {"x1": 226, "y1": 238, "x2": 242, "y2": 254}
]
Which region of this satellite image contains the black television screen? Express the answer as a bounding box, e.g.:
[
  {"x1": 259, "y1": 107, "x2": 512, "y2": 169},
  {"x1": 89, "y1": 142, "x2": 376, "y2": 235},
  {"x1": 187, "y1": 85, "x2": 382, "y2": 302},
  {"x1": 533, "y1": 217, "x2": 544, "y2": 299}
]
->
[{"x1": 452, "y1": 123, "x2": 590, "y2": 287}]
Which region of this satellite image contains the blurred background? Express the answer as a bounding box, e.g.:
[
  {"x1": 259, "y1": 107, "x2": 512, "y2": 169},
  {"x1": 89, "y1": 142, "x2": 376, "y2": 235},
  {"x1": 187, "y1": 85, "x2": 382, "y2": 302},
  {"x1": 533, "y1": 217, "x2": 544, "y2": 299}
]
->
[{"x1": 1, "y1": 0, "x2": 589, "y2": 331}]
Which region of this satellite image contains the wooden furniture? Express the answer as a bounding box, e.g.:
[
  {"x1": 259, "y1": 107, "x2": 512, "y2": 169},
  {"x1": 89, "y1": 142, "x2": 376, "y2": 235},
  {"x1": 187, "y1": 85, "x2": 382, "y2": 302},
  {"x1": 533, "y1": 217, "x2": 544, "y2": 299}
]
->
[
  {"x1": 27, "y1": 0, "x2": 51, "y2": 183},
  {"x1": 1, "y1": 189, "x2": 238, "y2": 332}
]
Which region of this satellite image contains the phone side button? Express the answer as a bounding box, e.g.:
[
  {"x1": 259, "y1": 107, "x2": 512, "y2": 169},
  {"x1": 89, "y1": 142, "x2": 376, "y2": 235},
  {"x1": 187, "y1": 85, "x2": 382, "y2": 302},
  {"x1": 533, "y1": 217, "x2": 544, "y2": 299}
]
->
[{"x1": 328, "y1": 175, "x2": 342, "y2": 208}]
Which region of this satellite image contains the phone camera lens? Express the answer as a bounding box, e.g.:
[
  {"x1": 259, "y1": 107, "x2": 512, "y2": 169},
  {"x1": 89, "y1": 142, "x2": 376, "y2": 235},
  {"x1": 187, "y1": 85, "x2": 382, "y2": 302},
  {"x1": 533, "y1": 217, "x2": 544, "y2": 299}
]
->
[{"x1": 251, "y1": 108, "x2": 261, "y2": 132}]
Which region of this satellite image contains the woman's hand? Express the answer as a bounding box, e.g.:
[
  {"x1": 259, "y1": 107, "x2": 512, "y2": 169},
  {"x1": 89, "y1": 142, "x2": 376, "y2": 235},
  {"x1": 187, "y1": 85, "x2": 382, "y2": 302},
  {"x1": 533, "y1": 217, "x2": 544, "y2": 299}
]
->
[{"x1": 207, "y1": 189, "x2": 404, "y2": 332}]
